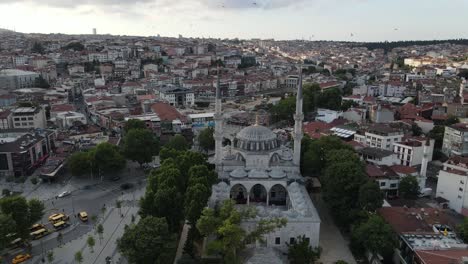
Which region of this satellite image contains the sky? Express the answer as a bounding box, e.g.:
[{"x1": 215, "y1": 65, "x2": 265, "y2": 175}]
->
[{"x1": 0, "y1": 0, "x2": 467, "y2": 41}]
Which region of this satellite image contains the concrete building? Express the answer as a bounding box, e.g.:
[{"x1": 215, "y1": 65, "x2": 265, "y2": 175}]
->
[
  {"x1": 11, "y1": 107, "x2": 47, "y2": 129},
  {"x1": 55, "y1": 112, "x2": 87, "y2": 129},
  {"x1": 393, "y1": 138, "x2": 434, "y2": 167},
  {"x1": 208, "y1": 70, "x2": 320, "y2": 255},
  {"x1": 436, "y1": 156, "x2": 468, "y2": 216},
  {"x1": 0, "y1": 110, "x2": 11, "y2": 129},
  {"x1": 369, "y1": 104, "x2": 394, "y2": 123},
  {"x1": 354, "y1": 125, "x2": 404, "y2": 151},
  {"x1": 358, "y1": 147, "x2": 399, "y2": 166},
  {"x1": 0, "y1": 69, "x2": 40, "y2": 91},
  {"x1": 159, "y1": 86, "x2": 195, "y2": 107},
  {"x1": 0, "y1": 129, "x2": 55, "y2": 177},
  {"x1": 442, "y1": 123, "x2": 468, "y2": 157}
]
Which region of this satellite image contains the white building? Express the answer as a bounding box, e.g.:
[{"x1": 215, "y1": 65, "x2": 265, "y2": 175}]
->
[
  {"x1": 158, "y1": 86, "x2": 195, "y2": 107},
  {"x1": 55, "y1": 112, "x2": 87, "y2": 128},
  {"x1": 436, "y1": 156, "x2": 468, "y2": 216},
  {"x1": 358, "y1": 147, "x2": 399, "y2": 166},
  {"x1": 316, "y1": 109, "x2": 342, "y2": 123},
  {"x1": 0, "y1": 69, "x2": 40, "y2": 90},
  {"x1": 11, "y1": 107, "x2": 47, "y2": 129},
  {"x1": 442, "y1": 124, "x2": 468, "y2": 157},
  {"x1": 354, "y1": 125, "x2": 404, "y2": 151},
  {"x1": 393, "y1": 138, "x2": 434, "y2": 167},
  {"x1": 208, "y1": 72, "x2": 320, "y2": 255}
]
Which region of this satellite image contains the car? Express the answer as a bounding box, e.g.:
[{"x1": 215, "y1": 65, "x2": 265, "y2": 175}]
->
[
  {"x1": 12, "y1": 254, "x2": 32, "y2": 264},
  {"x1": 111, "y1": 176, "x2": 121, "y2": 181},
  {"x1": 78, "y1": 211, "x2": 88, "y2": 222},
  {"x1": 57, "y1": 191, "x2": 71, "y2": 198}
]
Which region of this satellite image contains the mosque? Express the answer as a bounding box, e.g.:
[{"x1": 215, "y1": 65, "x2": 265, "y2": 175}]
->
[{"x1": 208, "y1": 69, "x2": 321, "y2": 257}]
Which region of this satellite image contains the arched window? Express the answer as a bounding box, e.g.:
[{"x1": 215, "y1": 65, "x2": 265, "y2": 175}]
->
[
  {"x1": 249, "y1": 184, "x2": 267, "y2": 204},
  {"x1": 230, "y1": 184, "x2": 248, "y2": 204},
  {"x1": 269, "y1": 184, "x2": 288, "y2": 206}
]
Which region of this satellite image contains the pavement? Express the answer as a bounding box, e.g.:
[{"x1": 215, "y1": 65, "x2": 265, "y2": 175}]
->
[
  {"x1": 310, "y1": 193, "x2": 357, "y2": 264},
  {"x1": 173, "y1": 223, "x2": 191, "y2": 264}
]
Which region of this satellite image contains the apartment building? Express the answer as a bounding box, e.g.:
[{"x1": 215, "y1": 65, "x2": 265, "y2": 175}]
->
[
  {"x1": 158, "y1": 86, "x2": 195, "y2": 107},
  {"x1": 436, "y1": 155, "x2": 468, "y2": 216},
  {"x1": 11, "y1": 106, "x2": 47, "y2": 129},
  {"x1": 442, "y1": 123, "x2": 468, "y2": 157},
  {"x1": 0, "y1": 69, "x2": 40, "y2": 90},
  {"x1": 354, "y1": 124, "x2": 404, "y2": 150},
  {"x1": 393, "y1": 138, "x2": 434, "y2": 167}
]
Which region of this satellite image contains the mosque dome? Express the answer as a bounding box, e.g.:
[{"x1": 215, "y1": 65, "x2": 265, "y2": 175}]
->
[{"x1": 234, "y1": 125, "x2": 279, "y2": 152}]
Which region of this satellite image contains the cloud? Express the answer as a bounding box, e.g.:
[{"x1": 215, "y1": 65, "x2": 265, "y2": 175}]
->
[{"x1": 0, "y1": 0, "x2": 154, "y2": 8}]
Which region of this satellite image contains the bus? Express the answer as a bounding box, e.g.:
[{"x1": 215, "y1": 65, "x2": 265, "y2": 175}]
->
[
  {"x1": 30, "y1": 228, "x2": 49, "y2": 240},
  {"x1": 53, "y1": 221, "x2": 69, "y2": 230},
  {"x1": 48, "y1": 213, "x2": 69, "y2": 223}
]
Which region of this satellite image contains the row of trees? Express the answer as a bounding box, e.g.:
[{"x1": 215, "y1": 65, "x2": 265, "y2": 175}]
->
[
  {"x1": 0, "y1": 196, "x2": 45, "y2": 251},
  {"x1": 301, "y1": 135, "x2": 397, "y2": 261},
  {"x1": 269, "y1": 84, "x2": 342, "y2": 123}
]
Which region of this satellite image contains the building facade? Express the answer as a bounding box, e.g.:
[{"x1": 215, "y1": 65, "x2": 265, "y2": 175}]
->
[
  {"x1": 11, "y1": 107, "x2": 47, "y2": 129},
  {"x1": 442, "y1": 124, "x2": 468, "y2": 157},
  {"x1": 0, "y1": 69, "x2": 40, "y2": 91}
]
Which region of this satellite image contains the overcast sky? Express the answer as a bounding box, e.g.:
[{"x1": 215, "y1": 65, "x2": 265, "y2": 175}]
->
[{"x1": 0, "y1": 0, "x2": 467, "y2": 41}]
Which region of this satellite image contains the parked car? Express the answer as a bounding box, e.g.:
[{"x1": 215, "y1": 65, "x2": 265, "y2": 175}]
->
[
  {"x1": 12, "y1": 254, "x2": 31, "y2": 264},
  {"x1": 78, "y1": 211, "x2": 88, "y2": 222},
  {"x1": 57, "y1": 191, "x2": 71, "y2": 198},
  {"x1": 419, "y1": 188, "x2": 433, "y2": 198}
]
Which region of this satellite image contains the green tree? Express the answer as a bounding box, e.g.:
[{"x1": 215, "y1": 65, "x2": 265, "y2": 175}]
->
[
  {"x1": 63, "y1": 42, "x2": 85, "y2": 51},
  {"x1": 358, "y1": 180, "x2": 383, "y2": 212},
  {"x1": 352, "y1": 215, "x2": 397, "y2": 262},
  {"x1": 94, "y1": 143, "x2": 126, "y2": 175},
  {"x1": 117, "y1": 217, "x2": 177, "y2": 264},
  {"x1": 270, "y1": 96, "x2": 296, "y2": 124},
  {"x1": 319, "y1": 88, "x2": 342, "y2": 110},
  {"x1": 74, "y1": 251, "x2": 83, "y2": 264},
  {"x1": 165, "y1": 134, "x2": 189, "y2": 151},
  {"x1": 47, "y1": 250, "x2": 54, "y2": 263},
  {"x1": 0, "y1": 214, "x2": 16, "y2": 251},
  {"x1": 97, "y1": 224, "x2": 104, "y2": 244},
  {"x1": 116, "y1": 200, "x2": 122, "y2": 216},
  {"x1": 184, "y1": 183, "x2": 210, "y2": 225},
  {"x1": 411, "y1": 123, "x2": 423, "y2": 136},
  {"x1": 28, "y1": 199, "x2": 45, "y2": 224},
  {"x1": 123, "y1": 129, "x2": 159, "y2": 166},
  {"x1": 399, "y1": 176, "x2": 420, "y2": 199},
  {"x1": 87, "y1": 235, "x2": 95, "y2": 253},
  {"x1": 197, "y1": 200, "x2": 287, "y2": 264},
  {"x1": 31, "y1": 42, "x2": 45, "y2": 54},
  {"x1": 124, "y1": 119, "x2": 147, "y2": 133},
  {"x1": 428, "y1": 125, "x2": 445, "y2": 149},
  {"x1": 68, "y1": 152, "x2": 92, "y2": 177},
  {"x1": 444, "y1": 115, "x2": 460, "y2": 126},
  {"x1": 457, "y1": 218, "x2": 468, "y2": 243},
  {"x1": 34, "y1": 76, "x2": 50, "y2": 88},
  {"x1": 287, "y1": 235, "x2": 321, "y2": 264},
  {"x1": 340, "y1": 100, "x2": 358, "y2": 111},
  {"x1": 198, "y1": 127, "x2": 215, "y2": 152}
]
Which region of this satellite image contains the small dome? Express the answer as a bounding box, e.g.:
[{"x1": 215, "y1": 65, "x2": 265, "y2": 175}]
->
[
  {"x1": 248, "y1": 169, "x2": 269, "y2": 179},
  {"x1": 269, "y1": 169, "x2": 286, "y2": 179},
  {"x1": 234, "y1": 125, "x2": 280, "y2": 152},
  {"x1": 230, "y1": 168, "x2": 247, "y2": 178}
]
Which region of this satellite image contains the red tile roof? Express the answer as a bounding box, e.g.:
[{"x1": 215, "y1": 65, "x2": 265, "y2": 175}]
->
[
  {"x1": 390, "y1": 165, "x2": 418, "y2": 175},
  {"x1": 416, "y1": 249, "x2": 468, "y2": 264},
  {"x1": 150, "y1": 102, "x2": 186, "y2": 122},
  {"x1": 378, "y1": 207, "x2": 451, "y2": 234},
  {"x1": 51, "y1": 104, "x2": 75, "y2": 113},
  {"x1": 0, "y1": 109, "x2": 11, "y2": 119}
]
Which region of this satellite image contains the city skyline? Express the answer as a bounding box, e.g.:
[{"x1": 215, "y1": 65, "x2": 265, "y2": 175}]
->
[{"x1": 1, "y1": 0, "x2": 468, "y2": 41}]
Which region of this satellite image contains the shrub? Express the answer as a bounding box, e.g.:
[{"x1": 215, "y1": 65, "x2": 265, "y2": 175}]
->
[
  {"x1": 14, "y1": 176, "x2": 26, "y2": 183},
  {"x1": 6, "y1": 176, "x2": 15, "y2": 182},
  {"x1": 2, "y1": 188, "x2": 11, "y2": 196},
  {"x1": 30, "y1": 177, "x2": 38, "y2": 185},
  {"x1": 120, "y1": 183, "x2": 134, "y2": 190}
]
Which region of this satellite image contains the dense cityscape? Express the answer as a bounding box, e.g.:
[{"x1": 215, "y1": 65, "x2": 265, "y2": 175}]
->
[{"x1": 1, "y1": 25, "x2": 468, "y2": 264}]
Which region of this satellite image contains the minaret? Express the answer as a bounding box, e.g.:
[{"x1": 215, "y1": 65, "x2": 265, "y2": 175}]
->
[
  {"x1": 214, "y1": 68, "x2": 224, "y2": 166},
  {"x1": 420, "y1": 139, "x2": 430, "y2": 178},
  {"x1": 293, "y1": 66, "x2": 304, "y2": 166}
]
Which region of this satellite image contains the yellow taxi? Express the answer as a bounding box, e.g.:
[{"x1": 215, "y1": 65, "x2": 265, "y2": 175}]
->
[
  {"x1": 11, "y1": 254, "x2": 31, "y2": 264},
  {"x1": 78, "y1": 211, "x2": 88, "y2": 222}
]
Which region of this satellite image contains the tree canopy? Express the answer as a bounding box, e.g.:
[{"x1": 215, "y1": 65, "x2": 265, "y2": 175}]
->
[
  {"x1": 399, "y1": 176, "x2": 420, "y2": 199},
  {"x1": 197, "y1": 200, "x2": 287, "y2": 264},
  {"x1": 68, "y1": 151, "x2": 92, "y2": 177},
  {"x1": 93, "y1": 142, "x2": 126, "y2": 174},
  {"x1": 123, "y1": 129, "x2": 159, "y2": 165},
  {"x1": 198, "y1": 127, "x2": 215, "y2": 152},
  {"x1": 287, "y1": 235, "x2": 321, "y2": 264},
  {"x1": 31, "y1": 42, "x2": 45, "y2": 54},
  {"x1": 0, "y1": 196, "x2": 45, "y2": 240},
  {"x1": 165, "y1": 134, "x2": 189, "y2": 151},
  {"x1": 358, "y1": 180, "x2": 384, "y2": 212},
  {"x1": 124, "y1": 119, "x2": 147, "y2": 133},
  {"x1": 118, "y1": 216, "x2": 177, "y2": 264}
]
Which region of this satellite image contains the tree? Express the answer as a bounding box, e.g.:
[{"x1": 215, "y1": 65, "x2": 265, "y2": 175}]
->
[
  {"x1": 87, "y1": 235, "x2": 95, "y2": 253},
  {"x1": 116, "y1": 200, "x2": 122, "y2": 216},
  {"x1": 34, "y1": 76, "x2": 50, "y2": 88},
  {"x1": 165, "y1": 134, "x2": 189, "y2": 151},
  {"x1": 123, "y1": 129, "x2": 159, "y2": 165},
  {"x1": 340, "y1": 100, "x2": 358, "y2": 111},
  {"x1": 399, "y1": 176, "x2": 420, "y2": 199},
  {"x1": 197, "y1": 200, "x2": 287, "y2": 264},
  {"x1": 445, "y1": 115, "x2": 460, "y2": 126},
  {"x1": 0, "y1": 214, "x2": 16, "y2": 251},
  {"x1": 93, "y1": 143, "x2": 126, "y2": 175},
  {"x1": 74, "y1": 251, "x2": 83, "y2": 264},
  {"x1": 358, "y1": 181, "x2": 383, "y2": 212},
  {"x1": 68, "y1": 152, "x2": 92, "y2": 177},
  {"x1": 117, "y1": 217, "x2": 177, "y2": 264},
  {"x1": 63, "y1": 42, "x2": 85, "y2": 51},
  {"x1": 97, "y1": 224, "x2": 104, "y2": 244},
  {"x1": 47, "y1": 250, "x2": 54, "y2": 263},
  {"x1": 28, "y1": 199, "x2": 45, "y2": 224},
  {"x1": 0, "y1": 196, "x2": 44, "y2": 239},
  {"x1": 319, "y1": 88, "x2": 342, "y2": 110},
  {"x1": 198, "y1": 127, "x2": 215, "y2": 152},
  {"x1": 411, "y1": 123, "x2": 423, "y2": 137},
  {"x1": 124, "y1": 119, "x2": 147, "y2": 133},
  {"x1": 429, "y1": 125, "x2": 445, "y2": 149},
  {"x1": 184, "y1": 183, "x2": 210, "y2": 225},
  {"x1": 457, "y1": 218, "x2": 468, "y2": 243},
  {"x1": 31, "y1": 42, "x2": 45, "y2": 54},
  {"x1": 287, "y1": 235, "x2": 321, "y2": 264},
  {"x1": 352, "y1": 215, "x2": 397, "y2": 262}
]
